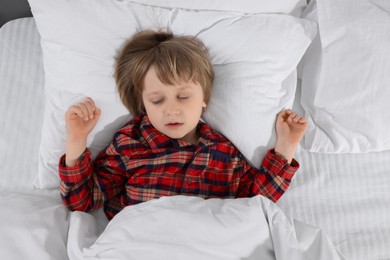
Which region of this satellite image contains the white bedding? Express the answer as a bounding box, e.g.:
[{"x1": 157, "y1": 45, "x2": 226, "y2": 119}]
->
[
  {"x1": 0, "y1": 191, "x2": 69, "y2": 260},
  {"x1": 0, "y1": 18, "x2": 70, "y2": 260},
  {"x1": 0, "y1": 18, "x2": 45, "y2": 192},
  {"x1": 300, "y1": 0, "x2": 390, "y2": 153},
  {"x1": 67, "y1": 196, "x2": 344, "y2": 260},
  {"x1": 28, "y1": 0, "x2": 316, "y2": 189},
  {"x1": 278, "y1": 148, "x2": 390, "y2": 260},
  {"x1": 1, "y1": 15, "x2": 390, "y2": 260}
]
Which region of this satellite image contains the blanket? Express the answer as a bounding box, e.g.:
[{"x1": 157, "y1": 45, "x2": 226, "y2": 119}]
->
[{"x1": 67, "y1": 195, "x2": 345, "y2": 260}]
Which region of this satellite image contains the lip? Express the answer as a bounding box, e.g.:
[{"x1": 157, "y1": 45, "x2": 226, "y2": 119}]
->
[{"x1": 165, "y1": 122, "x2": 183, "y2": 129}]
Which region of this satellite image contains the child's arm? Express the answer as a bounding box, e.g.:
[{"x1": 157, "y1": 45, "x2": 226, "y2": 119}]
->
[
  {"x1": 60, "y1": 97, "x2": 127, "y2": 219},
  {"x1": 65, "y1": 97, "x2": 101, "y2": 167},
  {"x1": 60, "y1": 97, "x2": 103, "y2": 212},
  {"x1": 236, "y1": 109, "x2": 307, "y2": 202},
  {"x1": 274, "y1": 109, "x2": 308, "y2": 164},
  {"x1": 59, "y1": 145, "x2": 128, "y2": 219},
  {"x1": 237, "y1": 149, "x2": 299, "y2": 202}
]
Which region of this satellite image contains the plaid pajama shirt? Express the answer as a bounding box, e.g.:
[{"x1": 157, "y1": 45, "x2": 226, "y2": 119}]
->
[{"x1": 59, "y1": 115, "x2": 299, "y2": 220}]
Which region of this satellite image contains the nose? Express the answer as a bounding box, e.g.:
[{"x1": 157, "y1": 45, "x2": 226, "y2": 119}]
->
[
  {"x1": 167, "y1": 110, "x2": 179, "y2": 115},
  {"x1": 165, "y1": 101, "x2": 180, "y2": 116},
  {"x1": 166, "y1": 108, "x2": 180, "y2": 116}
]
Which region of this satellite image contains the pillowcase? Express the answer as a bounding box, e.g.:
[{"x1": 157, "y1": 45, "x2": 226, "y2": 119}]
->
[
  {"x1": 128, "y1": 0, "x2": 308, "y2": 16},
  {"x1": 29, "y1": 0, "x2": 317, "y2": 189},
  {"x1": 300, "y1": 0, "x2": 390, "y2": 153}
]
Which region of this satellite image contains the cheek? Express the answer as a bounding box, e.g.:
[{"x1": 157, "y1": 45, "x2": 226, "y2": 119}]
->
[
  {"x1": 144, "y1": 107, "x2": 162, "y2": 130},
  {"x1": 144, "y1": 105, "x2": 159, "y2": 119},
  {"x1": 184, "y1": 104, "x2": 203, "y2": 122},
  {"x1": 188, "y1": 97, "x2": 205, "y2": 112},
  {"x1": 143, "y1": 102, "x2": 157, "y2": 118}
]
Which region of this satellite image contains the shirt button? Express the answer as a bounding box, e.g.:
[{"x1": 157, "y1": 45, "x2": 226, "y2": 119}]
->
[{"x1": 187, "y1": 179, "x2": 192, "y2": 184}]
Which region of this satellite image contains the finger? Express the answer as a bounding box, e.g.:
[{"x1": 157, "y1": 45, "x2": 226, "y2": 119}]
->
[
  {"x1": 297, "y1": 115, "x2": 305, "y2": 123},
  {"x1": 278, "y1": 109, "x2": 292, "y2": 120},
  {"x1": 298, "y1": 117, "x2": 308, "y2": 124},
  {"x1": 93, "y1": 108, "x2": 102, "y2": 121},
  {"x1": 85, "y1": 97, "x2": 95, "y2": 105},
  {"x1": 67, "y1": 105, "x2": 85, "y2": 119},
  {"x1": 83, "y1": 98, "x2": 97, "y2": 120},
  {"x1": 287, "y1": 112, "x2": 297, "y2": 123},
  {"x1": 85, "y1": 97, "x2": 96, "y2": 111},
  {"x1": 276, "y1": 109, "x2": 286, "y2": 122},
  {"x1": 292, "y1": 114, "x2": 301, "y2": 123},
  {"x1": 81, "y1": 98, "x2": 98, "y2": 120},
  {"x1": 277, "y1": 109, "x2": 286, "y2": 116},
  {"x1": 76, "y1": 102, "x2": 91, "y2": 121}
]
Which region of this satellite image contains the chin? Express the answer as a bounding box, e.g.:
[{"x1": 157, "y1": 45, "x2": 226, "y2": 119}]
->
[
  {"x1": 170, "y1": 134, "x2": 186, "y2": 140},
  {"x1": 161, "y1": 131, "x2": 183, "y2": 139}
]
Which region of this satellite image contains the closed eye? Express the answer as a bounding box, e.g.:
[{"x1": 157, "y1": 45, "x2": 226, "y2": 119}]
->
[
  {"x1": 178, "y1": 96, "x2": 189, "y2": 100},
  {"x1": 151, "y1": 99, "x2": 163, "y2": 105}
]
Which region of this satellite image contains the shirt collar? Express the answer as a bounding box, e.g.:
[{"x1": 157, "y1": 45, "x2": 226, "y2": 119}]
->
[{"x1": 139, "y1": 115, "x2": 220, "y2": 150}]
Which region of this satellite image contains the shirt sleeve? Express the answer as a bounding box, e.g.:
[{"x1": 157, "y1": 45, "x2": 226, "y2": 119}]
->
[
  {"x1": 59, "y1": 149, "x2": 103, "y2": 212},
  {"x1": 59, "y1": 136, "x2": 129, "y2": 219},
  {"x1": 236, "y1": 149, "x2": 299, "y2": 202}
]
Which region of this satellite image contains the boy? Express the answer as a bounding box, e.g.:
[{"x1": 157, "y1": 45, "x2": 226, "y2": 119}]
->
[{"x1": 60, "y1": 30, "x2": 308, "y2": 220}]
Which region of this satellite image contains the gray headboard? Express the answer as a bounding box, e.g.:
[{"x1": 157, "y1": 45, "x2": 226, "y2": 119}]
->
[{"x1": 0, "y1": 0, "x2": 32, "y2": 28}]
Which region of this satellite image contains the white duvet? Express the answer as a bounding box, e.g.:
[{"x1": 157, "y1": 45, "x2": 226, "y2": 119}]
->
[{"x1": 68, "y1": 195, "x2": 344, "y2": 260}]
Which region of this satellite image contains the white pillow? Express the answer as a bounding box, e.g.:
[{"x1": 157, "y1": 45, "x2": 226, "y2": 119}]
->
[
  {"x1": 29, "y1": 0, "x2": 317, "y2": 189},
  {"x1": 300, "y1": 0, "x2": 390, "y2": 153},
  {"x1": 128, "y1": 0, "x2": 308, "y2": 16}
]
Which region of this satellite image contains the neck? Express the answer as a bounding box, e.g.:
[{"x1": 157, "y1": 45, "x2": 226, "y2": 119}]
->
[{"x1": 179, "y1": 126, "x2": 199, "y2": 145}]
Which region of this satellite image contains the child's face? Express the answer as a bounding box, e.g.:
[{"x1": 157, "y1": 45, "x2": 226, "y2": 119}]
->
[{"x1": 142, "y1": 66, "x2": 206, "y2": 144}]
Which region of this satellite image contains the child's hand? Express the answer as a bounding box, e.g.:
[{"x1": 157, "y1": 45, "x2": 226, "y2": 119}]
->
[
  {"x1": 64, "y1": 97, "x2": 101, "y2": 167},
  {"x1": 65, "y1": 97, "x2": 101, "y2": 141},
  {"x1": 274, "y1": 109, "x2": 308, "y2": 163}
]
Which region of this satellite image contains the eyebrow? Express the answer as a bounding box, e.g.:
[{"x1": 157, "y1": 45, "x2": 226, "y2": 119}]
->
[{"x1": 145, "y1": 85, "x2": 193, "y2": 97}]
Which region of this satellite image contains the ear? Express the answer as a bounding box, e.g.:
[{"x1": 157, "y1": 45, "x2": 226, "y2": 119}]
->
[{"x1": 202, "y1": 101, "x2": 207, "y2": 108}]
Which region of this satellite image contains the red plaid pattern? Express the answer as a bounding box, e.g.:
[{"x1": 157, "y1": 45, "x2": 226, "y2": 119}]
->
[{"x1": 59, "y1": 115, "x2": 299, "y2": 220}]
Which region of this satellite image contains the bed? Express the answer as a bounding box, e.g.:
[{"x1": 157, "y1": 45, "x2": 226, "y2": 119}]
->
[{"x1": 1, "y1": 0, "x2": 389, "y2": 259}]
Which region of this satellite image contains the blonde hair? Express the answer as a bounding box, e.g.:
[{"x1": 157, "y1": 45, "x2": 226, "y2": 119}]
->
[{"x1": 115, "y1": 30, "x2": 214, "y2": 116}]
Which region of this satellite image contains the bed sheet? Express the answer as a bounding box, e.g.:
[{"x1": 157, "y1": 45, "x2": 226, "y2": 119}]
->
[
  {"x1": 0, "y1": 18, "x2": 70, "y2": 260},
  {"x1": 0, "y1": 17, "x2": 45, "y2": 192},
  {"x1": 278, "y1": 148, "x2": 390, "y2": 260}
]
